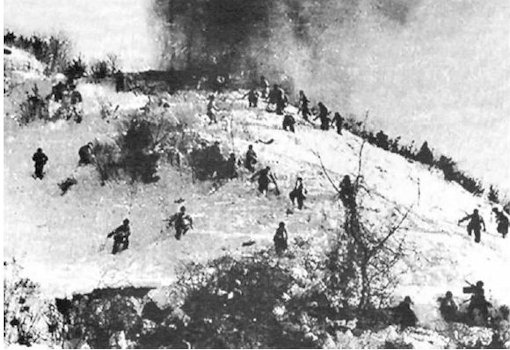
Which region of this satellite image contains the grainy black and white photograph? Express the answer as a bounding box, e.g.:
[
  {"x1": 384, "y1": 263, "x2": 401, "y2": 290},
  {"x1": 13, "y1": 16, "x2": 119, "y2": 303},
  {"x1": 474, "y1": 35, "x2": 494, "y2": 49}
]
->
[{"x1": 2, "y1": 0, "x2": 510, "y2": 348}]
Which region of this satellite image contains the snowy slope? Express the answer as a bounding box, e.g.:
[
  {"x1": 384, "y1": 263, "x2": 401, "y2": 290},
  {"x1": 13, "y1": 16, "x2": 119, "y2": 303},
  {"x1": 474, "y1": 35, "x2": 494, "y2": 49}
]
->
[{"x1": 4, "y1": 84, "x2": 509, "y2": 331}]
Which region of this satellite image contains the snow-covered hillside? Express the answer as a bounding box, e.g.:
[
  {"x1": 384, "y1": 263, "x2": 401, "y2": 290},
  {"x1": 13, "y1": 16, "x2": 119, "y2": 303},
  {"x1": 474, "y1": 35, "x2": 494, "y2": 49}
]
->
[{"x1": 4, "y1": 72, "x2": 509, "y2": 333}]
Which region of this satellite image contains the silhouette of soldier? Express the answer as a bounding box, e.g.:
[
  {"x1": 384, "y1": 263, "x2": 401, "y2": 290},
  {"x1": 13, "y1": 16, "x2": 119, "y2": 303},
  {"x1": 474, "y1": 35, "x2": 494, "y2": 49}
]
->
[
  {"x1": 207, "y1": 95, "x2": 220, "y2": 124},
  {"x1": 492, "y1": 207, "x2": 509, "y2": 238},
  {"x1": 331, "y1": 112, "x2": 344, "y2": 135},
  {"x1": 32, "y1": 148, "x2": 48, "y2": 179},
  {"x1": 243, "y1": 88, "x2": 259, "y2": 108},
  {"x1": 166, "y1": 206, "x2": 194, "y2": 240},
  {"x1": 78, "y1": 142, "x2": 94, "y2": 166},
  {"x1": 339, "y1": 175, "x2": 356, "y2": 210},
  {"x1": 273, "y1": 222, "x2": 288, "y2": 255},
  {"x1": 314, "y1": 102, "x2": 330, "y2": 130},
  {"x1": 282, "y1": 114, "x2": 296, "y2": 132},
  {"x1": 458, "y1": 209, "x2": 486, "y2": 243},
  {"x1": 298, "y1": 90, "x2": 311, "y2": 121},
  {"x1": 107, "y1": 219, "x2": 130, "y2": 254},
  {"x1": 244, "y1": 145, "x2": 257, "y2": 172},
  {"x1": 393, "y1": 296, "x2": 418, "y2": 330},
  {"x1": 438, "y1": 291, "x2": 458, "y2": 322},
  {"x1": 466, "y1": 281, "x2": 491, "y2": 324},
  {"x1": 252, "y1": 166, "x2": 277, "y2": 195},
  {"x1": 289, "y1": 177, "x2": 307, "y2": 209}
]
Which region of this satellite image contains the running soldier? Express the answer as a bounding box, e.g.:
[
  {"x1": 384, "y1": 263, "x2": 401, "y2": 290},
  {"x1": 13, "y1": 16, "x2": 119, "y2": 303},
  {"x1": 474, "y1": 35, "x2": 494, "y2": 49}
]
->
[
  {"x1": 331, "y1": 112, "x2": 344, "y2": 135},
  {"x1": 207, "y1": 95, "x2": 220, "y2": 124},
  {"x1": 314, "y1": 102, "x2": 330, "y2": 130},
  {"x1": 298, "y1": 90, "x2": 311, "y2": 121},
  {"x1": 166, "y1": 206, "x2": 194, "y2": 240},
  {"x1": 244, "y1": 145, "x2": 258, "y2": 172},
  {"x1": 107, "y1": 219, "x2": 130, "y2": 254},
  {"x1": 289, "y1": 177, "x2": 307, "y2": 209},
  {"x1": 492, "y1": 207, "x2": 509, "y2": 238},
  {"x1": 78, "y1": 142, "x2": 94, "y2": 166},
  {"x1": 32, "y1": 148, "x2": 49, "y2": 179},
  {"x1": 273, "y1": 222, "x2": 288, "y2": 255},
  {"x1": 458, "y1": 209, "x2": 486, "y2": 243},
  {"x1": 251, "y1": 166, "x2": 278, "y2": 195}
]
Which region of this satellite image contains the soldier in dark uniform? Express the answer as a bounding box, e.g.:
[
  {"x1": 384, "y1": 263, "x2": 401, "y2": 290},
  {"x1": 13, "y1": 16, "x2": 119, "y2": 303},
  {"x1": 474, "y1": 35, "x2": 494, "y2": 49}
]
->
[
  {"x1": 467, "y1": 281, "x2": 491, "y2": 323},
  {"x1": 298, "y1": 90, "x2": 311, "y2": 121},
  {"x1": 207, "y1": 95, "x2": 220, "y2": 124},
  {"x1": 244, "y1": 145, "x2": 257, "y2": 172},
  {"x1": 273, "y1": 222, "x2": 288, "y2": 255},
  {"x1": 166, "y1": 206, "x2": 194, "y2": 240},
  {"x1": 107, "y1": 219, "x2": 130, "y2": 254},
  {"x1": 243, "y1": 88, "x2": 259, "y2": 108},
  {"x1": 339, "y1": 175, "x2": 356, "y2": 211},
  {"x1": 32, "y1": 148, "x2": 49, "y2": 179},
  {"x1": 458, "y1": 209, "x2": 486, "y2": 243},
  {"x1": 492, "y1": 207, "x2": 509, "y2": 238},
  {"x1": 48, "y1": 81, "x2": 66, "y2": 102},
  {"x1": 114, "y1": 70, "x2": 125, "y2": 92},
  {"x1": 289, "y1": 177, "x2": 307, "y2": 209},
  {"x1": 438, "y1": 291, "x2": 458, "y2": 322},
  {"x1": 393, "y1": 296, "x2": 418, "y2": 330},
  {"x1": 222, "y1": 153, "x2": 238, "y2": 179},
  {"x1": 331, "y1": 112, "x2": 344, "y2": 135},
  {"x1": 314, "y1": 102, "x2": 330, "y2": 130},
  {"x1": 282, "y1": 114, "x2": 296, "y2": 132},
  {"x1": 78, "y1": 142, "x2": 94, "y2": 166},
  {"x1": 251, "y1": 166, "x2": 277, "y2": 195},
  {"x1": 268, "y1": 84, "x2": 285, "y2": 114}
]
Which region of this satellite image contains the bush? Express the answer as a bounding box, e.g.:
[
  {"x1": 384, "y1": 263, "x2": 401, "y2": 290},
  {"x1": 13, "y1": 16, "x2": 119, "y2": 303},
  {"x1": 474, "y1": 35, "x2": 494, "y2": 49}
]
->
[
  {"x1": 17, "y1": 84, "x2": 49, "y2": 124},
  {"x1": 488, "y1": 185, "x2": 500, "y2": 203},
  {"x1": 64, "y1": 57, "x2": 87, "y2": 81}
]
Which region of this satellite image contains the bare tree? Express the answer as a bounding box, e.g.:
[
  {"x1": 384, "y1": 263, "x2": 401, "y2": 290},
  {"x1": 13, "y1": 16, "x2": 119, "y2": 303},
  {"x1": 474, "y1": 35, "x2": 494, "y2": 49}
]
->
[{"x1": 315, "y1": 137, "x2": 419, "y2": 311}]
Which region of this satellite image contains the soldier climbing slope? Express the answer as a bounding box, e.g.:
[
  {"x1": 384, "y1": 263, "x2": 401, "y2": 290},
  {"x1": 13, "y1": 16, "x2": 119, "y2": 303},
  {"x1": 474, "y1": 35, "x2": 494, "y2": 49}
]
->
[
  {"x1": 298, "y1": 90, "x2": 311, "y2": 122},
  {"x1": 492, "y1": 207, "x2": 509, "y2": 238},
  {"x1": 251, "y1": 166, "x2": 279, "y2": 196},
  {"x1": 282, "y1": 114, "x2": 296, "y2": 132},
  {"x1": 166, "y1": 206, "x2": 194, "y2": 240},
  {"x1": 260, "y1": 75, "x2": 270, "y2": 99},
  {"x1": 244, "y1": 145, "x2": 258, "y2": 172},
  {"x1": 289, "y1": 177, "x2": 307, "y2": 210},
  {"x1": 107, "y1": 219, "x2": 130, "y2": 254},
  {"x1": 458, "y1": 209, "x2": 486, "y2": 243},
  {"x1": 314, "y1": 102, "x2": 330, "y2": 130},
  {"x1": 273, "y1": 222, "x2": 288, "y2": 255},
  {"x1": 331, "y1": 112, "x2": 344, "y2": 135},
  {"x1": 437, "y1": 291, "x2": 458, "y2": 322},
  {"x1": 32, "y1": 148, "x2": 49, "y2": 179}
]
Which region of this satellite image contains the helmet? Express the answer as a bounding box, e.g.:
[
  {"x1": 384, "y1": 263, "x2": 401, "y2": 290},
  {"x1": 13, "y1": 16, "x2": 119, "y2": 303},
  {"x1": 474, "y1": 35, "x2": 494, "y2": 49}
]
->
[
  {"x1": 446, "y1": 291, "x2": 453, "y2": 298},
  {"x1": 37, "y1": 148, "x2": 42, "y2": 152},
  {"x1": 123, "y1": 218, "x2": 129, "y2": 224},
  {"x1": 279, "y1": 222, "x2": 285, "y2": 227},
  {"x1": 180, "y1": 206, "x2": 186, "y2": 212},
  {"x1": 476, "y1": 281, "x2": 484, "y2": 288},
  {"x1": 404, "y1": 296, "x2": 412, "y2": 304}
]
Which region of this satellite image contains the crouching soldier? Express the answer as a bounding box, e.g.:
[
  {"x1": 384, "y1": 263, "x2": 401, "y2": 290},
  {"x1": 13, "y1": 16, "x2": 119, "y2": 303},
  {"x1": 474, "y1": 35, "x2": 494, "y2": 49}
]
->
[
  {"x1": 252, "y1": 166, "x2": 279, "y2": 196},
  {"x1": 282, "y1": 114, "x2": 296, "y2": 132},
  {"x1": 438, "y1": 291, "x2": 458, "y2": 322},
  {"x1": 78, "y1": 142, "x2": 94, "y2": 166},
  {"x1": 107, "y1": 219, "x2": 130, "y2": 254},
  {"x1": 274, "y1": 222, "x2": 288, "y2": 255},
  {"x1": 458, "y1": 209, "x2": 486, "y2": 243},
  {"x1": 393, "y1": 296, "x2": 418, "y2": 330},
  {"x1": 166, "y1": 206, "x2": 194, "y2": 240}
]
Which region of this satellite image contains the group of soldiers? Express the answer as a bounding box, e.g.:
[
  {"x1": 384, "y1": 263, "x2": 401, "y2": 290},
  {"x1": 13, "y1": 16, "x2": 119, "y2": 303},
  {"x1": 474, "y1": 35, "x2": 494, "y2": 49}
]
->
[
  {"x1": 457, "y1": 208, "x2": 509, "y2": 242},
  {"x1": 31, "y1": 142, "x2": 94, "y2": 180}
]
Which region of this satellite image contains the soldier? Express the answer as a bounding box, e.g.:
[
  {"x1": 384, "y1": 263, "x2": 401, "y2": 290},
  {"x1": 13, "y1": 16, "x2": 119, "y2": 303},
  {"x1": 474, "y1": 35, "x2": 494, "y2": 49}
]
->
[
  {"x1": 466, "y1": 281, "x2": 491, "y2": 324},
  {"x1": 273, "y1": 222, "x2": 288, "y2": 255},
  {"x1": 289, "y1": 177, "x2": 307, "y2": 210},
  {"x1": 68, "y1": 84, "x2": 83, "y2": 123},
  {"x1": 78, "y1": 142, "x2": 94, "y2": 166},
  {"x1": 458, "y1": 209, "x2": 486, "y2": 243},
  {"x1": 107, "y1": 219, "x2": 130, "y2": 254},
  {"x1": 47, "y1": 80, "x2": 66, "y2": 102},
  {"x1": 298, "y1": 90, "x2": 311, "y2": 121},
  {"x1": 314, "y1": 102, "x2": 330, "y2": 130},
  {"x1": 282, "y1": 114, "x2": 296, "y2": 132},
  {"x1": 393, "y1": 296, "x2": 418, "y2": 330},
  {"x1": 339, "y1": 175, "x2": 356, "y2": 210},
  {"x1": 166, "y1": 206, "x2": 194, "y2": 240},
  {"x1": 114, "y1": 70, "x2": 125, "y2": 92},
  {"x1": 438, "y1": 291, "x2": 458, "y2": 322},
  {"x1": 207, "y1": 95, "x2": 220, "y2": 124},
  {"x1": 32, "y1": 148, "x2": 48, "y2": 179},
  {"x1": 244, "y1": 145, "x2": 258, "y2": 172},
  {"x1": 492, "y1": 207, "x2": 509, "y2": 238},
  {"x1": 268, "y1": 84, "x2": 285, "y2": 114},
  {"x1": 251, "y1": 166, "x2": 278, "y2": 195},
  {"x1": 243, "y1": 88, "x2": 259, "y2": 108},
  {"x1": 331, "y1": 112, "x2": 344, "y2": 135},
  {"x1": 260, "y1": 75, "x2": 270, "y2": 99}
]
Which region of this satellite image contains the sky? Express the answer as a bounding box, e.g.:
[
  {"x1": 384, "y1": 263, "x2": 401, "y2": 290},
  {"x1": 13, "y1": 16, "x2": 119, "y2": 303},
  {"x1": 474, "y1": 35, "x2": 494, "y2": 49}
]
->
[{"x1": 4, "y1": 0, "x2": 509, "y2": 194}]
